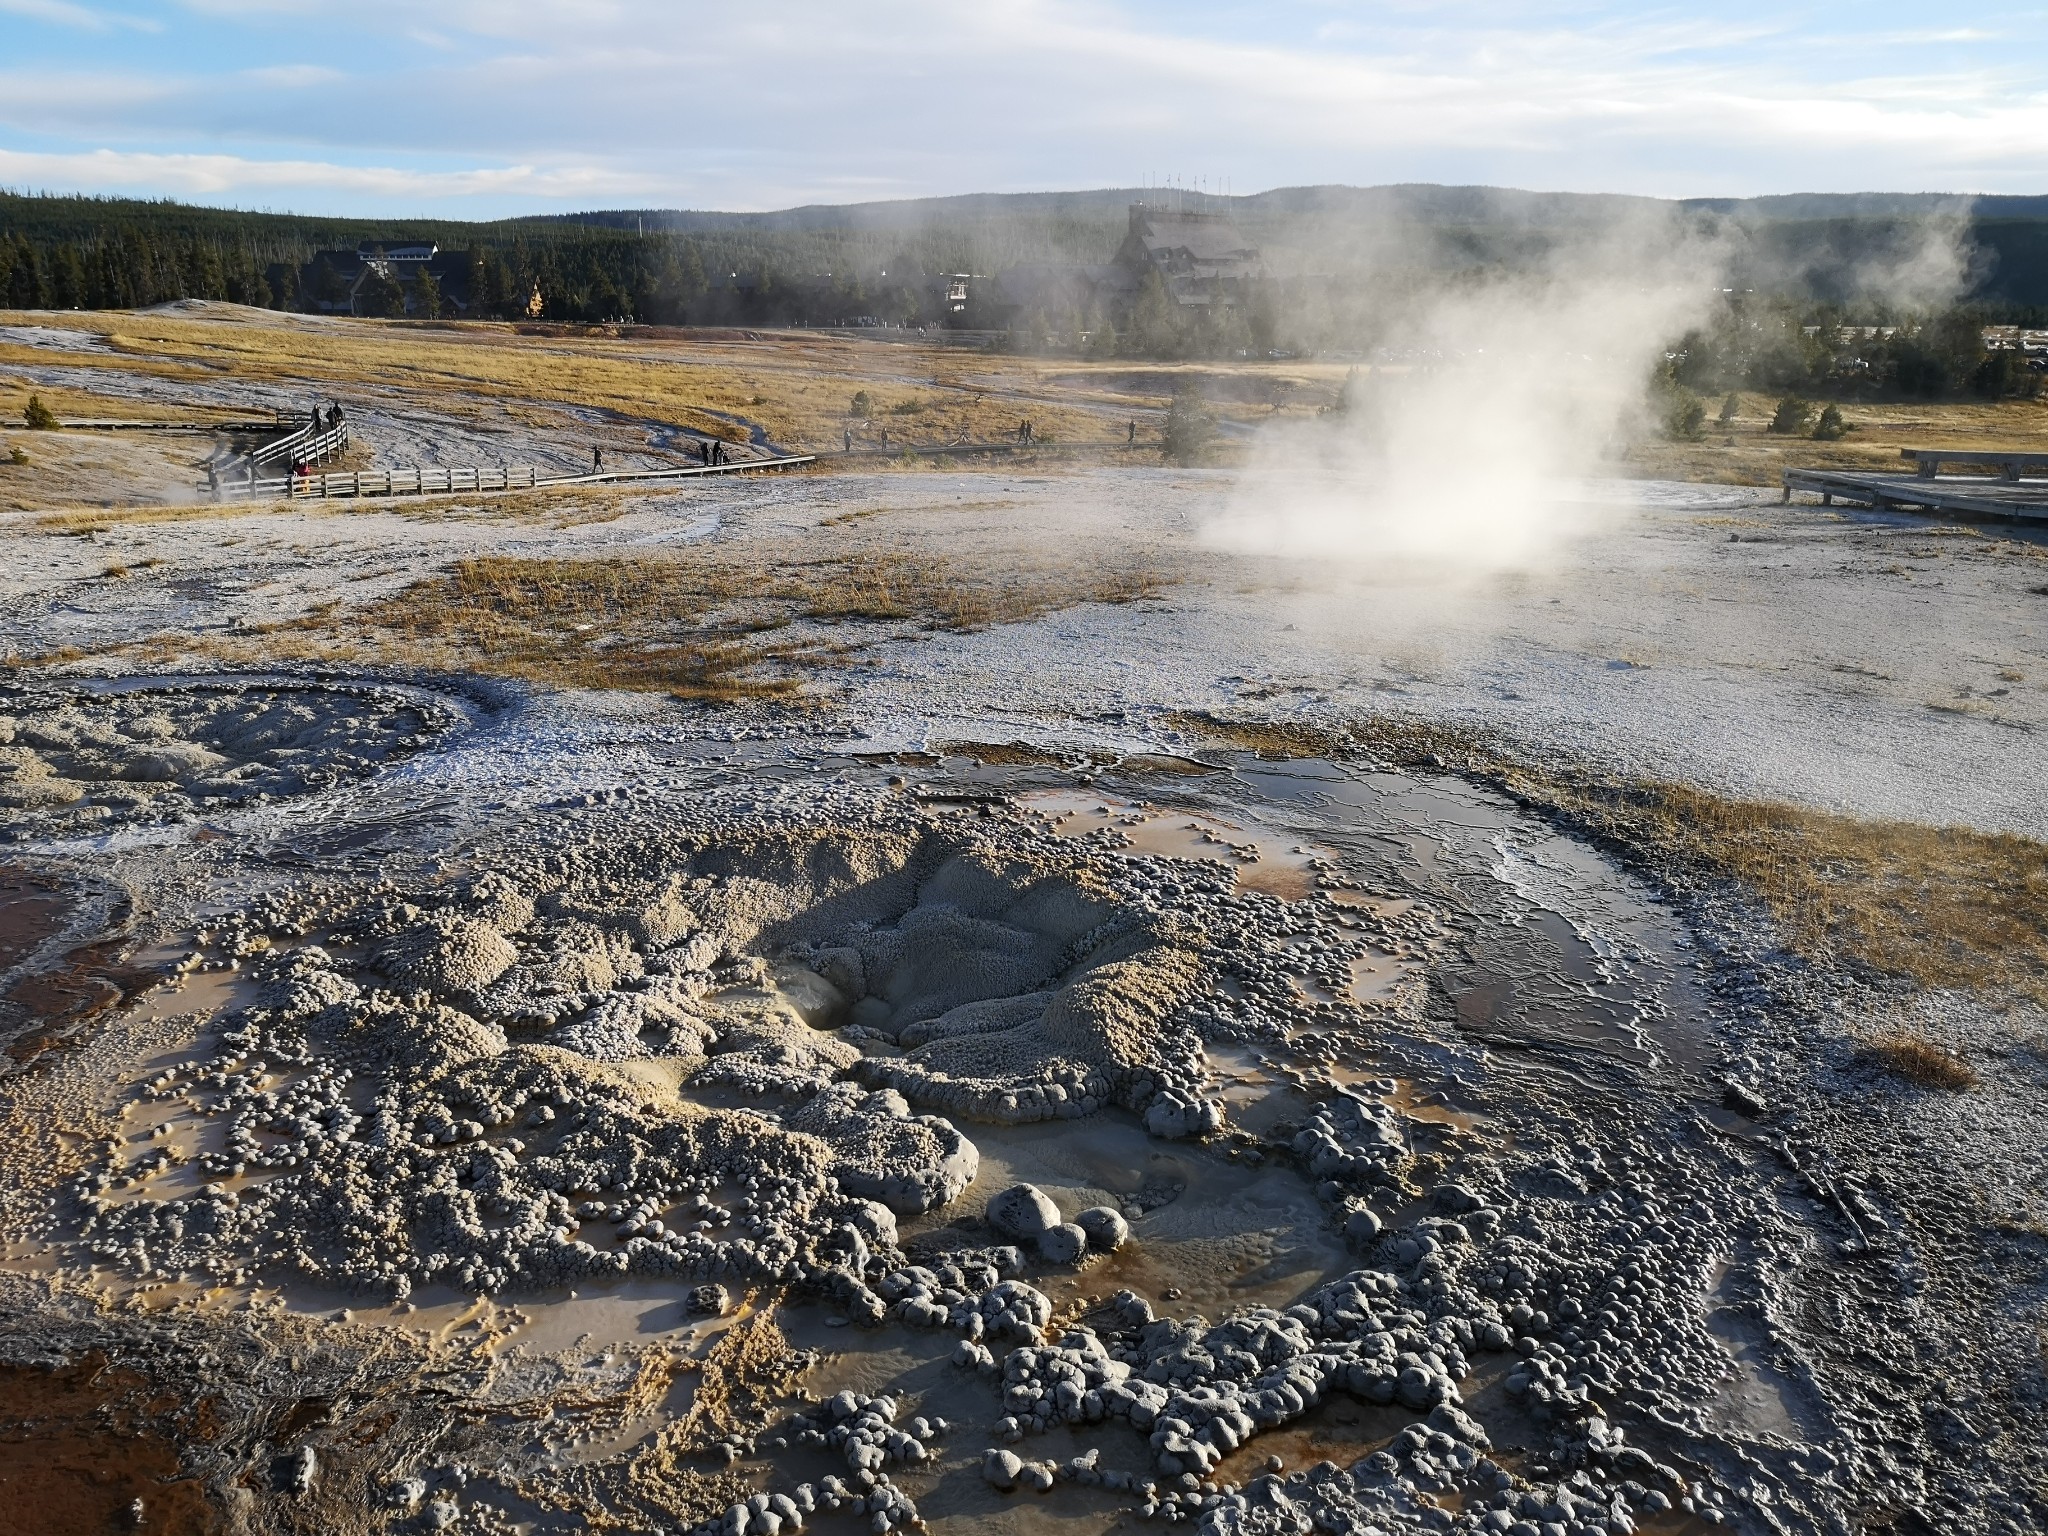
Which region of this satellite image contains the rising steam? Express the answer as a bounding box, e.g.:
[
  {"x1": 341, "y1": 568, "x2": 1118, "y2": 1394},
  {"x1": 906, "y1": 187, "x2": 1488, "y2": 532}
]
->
[
  {"x1": 1202, "y1": 211, "x2": 1727, "y2": 582},
  {"x1": 1200, "y1": 204, "x2": 1974, "y2": 586}
]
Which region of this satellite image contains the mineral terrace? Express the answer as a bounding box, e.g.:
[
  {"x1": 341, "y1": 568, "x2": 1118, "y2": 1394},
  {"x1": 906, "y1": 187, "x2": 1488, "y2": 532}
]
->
[{"x1": 0, "y1": 316, "x2": 2045, "y2": 1536}]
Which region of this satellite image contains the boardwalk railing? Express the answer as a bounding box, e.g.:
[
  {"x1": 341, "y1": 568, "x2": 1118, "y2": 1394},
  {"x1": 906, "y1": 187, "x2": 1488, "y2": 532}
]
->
[
  {"x1": 249, "y1": 415, "x2": 348, "y2": 468},
  {"x1": 66, "y1": 408, "x2": 306, "y2": 434},
  {"x1": 289, "y1": 464, "x2": 537, "y2": 498},
  {"x1": 1900, "y1": 447, "x2": 2048, "y2": 481},
  {"x1": 1782, "y1": 463, "x2": 2048, "y2": 524},
  {"x1": 208, "y1": 410, "x2": 350, "y2": 499},
  {"x1": 213, "y1": 453, "x2": 813, "y2": 501}
]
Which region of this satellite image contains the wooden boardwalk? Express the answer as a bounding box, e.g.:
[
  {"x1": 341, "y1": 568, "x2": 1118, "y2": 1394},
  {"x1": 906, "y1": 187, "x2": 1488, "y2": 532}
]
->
[
  {"x1": 1782, "y1": 451, "x2": 2048, "y2": 525},
  {"x1": 64, "y1": 414, "x2": 300, "y2": 435},
  {"x1": 221, "y1": 453, "x2": 815, "y2": 501}
]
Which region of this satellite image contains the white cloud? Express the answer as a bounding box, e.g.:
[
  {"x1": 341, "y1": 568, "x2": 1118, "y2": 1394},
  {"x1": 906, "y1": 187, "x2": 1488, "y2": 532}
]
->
[
  {"x1": 0, "y1": 146, "x2": 658, "y2": 201},
  {"x1": 0, "y1": 0, "x2": 155, "y2": 29},
  {"x1": 4, "y1": 0, "x2": 2048, "y2": 211},
  {"x1": 240, "y1": 63, "x2": 345, "y2": 86}
]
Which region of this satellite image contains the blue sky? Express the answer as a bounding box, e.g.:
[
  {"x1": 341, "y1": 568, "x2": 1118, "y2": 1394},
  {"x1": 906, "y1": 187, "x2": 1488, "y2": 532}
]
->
[{"x1": 0, "y1": 1, "x2": 2042, "y2": 216}]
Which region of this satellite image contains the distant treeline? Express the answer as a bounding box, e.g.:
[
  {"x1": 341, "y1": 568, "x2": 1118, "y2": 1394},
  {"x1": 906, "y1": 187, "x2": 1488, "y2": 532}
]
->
[
  {"x1": 0, "y1": 191, "x2": 1063, "y2": 325},
  {"x1": 5, "y1": 191, "x2": 2048, "y2": 398},
  {"x1": 1662, "y1": 295, "x2": 2041, "y2": 405}
]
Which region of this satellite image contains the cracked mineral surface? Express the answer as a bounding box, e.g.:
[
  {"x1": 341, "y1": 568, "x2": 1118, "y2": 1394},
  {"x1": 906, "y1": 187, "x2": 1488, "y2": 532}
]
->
[{"x1": 1, "y1": 456, "x2": 2045, "y2": 1536}]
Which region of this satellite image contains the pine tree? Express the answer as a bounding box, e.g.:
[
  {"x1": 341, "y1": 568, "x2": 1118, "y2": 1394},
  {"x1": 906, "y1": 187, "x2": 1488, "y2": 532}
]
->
[
  {"x1": 1769, "y1": 396, "x2": 1813, "y2": 435},
  {"x1": 1162, "y1": 382, "x2": 1214, "y2": 463},
  {"x1": 1128, "y1": 268, "x2": 1180, "y2": 359},
  {"x1": 50, "y1": 244, "x2": 86, "y2": 307},
  {"x1": 415, "y1": 264, "x2": 442, "y2": 319},
  {"x1": 10, "y1": 239, "x2": 50, "y2": 308},
  {"x1": 355, "y1": 253, "x2": 405, "y2": 318}
]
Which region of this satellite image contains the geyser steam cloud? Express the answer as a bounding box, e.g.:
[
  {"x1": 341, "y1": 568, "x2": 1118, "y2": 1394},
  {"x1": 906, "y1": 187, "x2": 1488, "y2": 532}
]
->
[
  {"x1": 1201, "y1": 205, "x2": 1973, "y2": 585},
  {"x1": 1203, "y1": 211, "x2": 1725, "y2": 580}
]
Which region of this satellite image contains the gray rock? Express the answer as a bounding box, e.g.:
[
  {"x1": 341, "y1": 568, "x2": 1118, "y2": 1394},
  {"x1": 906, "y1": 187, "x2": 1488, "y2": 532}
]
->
[
  {"x1": 987, "y1": 1183, "x2": 1062, "y2": 1242},
  {"x1": 1075, "y1": 1205, "x2": 1129, "y2": 1253},
  {"x1": 1427, "y1": 1401, "x2": 1491, "y2": 1448},
  {"x1": 276, "y1": 1446, "x2": 317, "y2": 1497},
  {"x1": 1344, "y1": 1206, "x2": 1384, "y2": 1244},
  {"x1": 688, "y1": 1284, "x2": 731, "y2": 1316},
  {"x1": 1720, "y1": 1079, "x2": 1767, "y2": 1118},
  {"x1": 1038, "y1": 1222, "x2": 1087, "y2": 1264}
]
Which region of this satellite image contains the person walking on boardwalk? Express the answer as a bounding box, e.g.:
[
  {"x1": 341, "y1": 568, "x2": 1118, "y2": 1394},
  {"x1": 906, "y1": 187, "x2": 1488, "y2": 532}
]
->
[
  {"x1": 592, "y1": 446, "x2": 604, "y2": 474},
  {"x1": 844, "y1": 427, "x2": 852, "y2": 454},
  {"x1": 1127, "y1": 419, "x2": 1137, "y2": 444}
]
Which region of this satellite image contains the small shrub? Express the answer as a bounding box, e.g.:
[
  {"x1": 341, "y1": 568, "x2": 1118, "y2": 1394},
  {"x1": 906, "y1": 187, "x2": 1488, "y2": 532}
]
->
[
  {"x1": 1768, "y1": 396, "x2": 1813, "y2": 436},
  {"x1": 848, "y1": 390, "x2": 873, "y2": 420},
  {"x1": 5, "y1": 444, "x2": 26, "y2": 465},
  {"x1": 1162, "y1": 382, "x2": 1215, "y2": 465},
  {"x1": 1663, "y1": 390, "x2": 1707, "y2": 440},
  {"x1": 23, "y1": 394, "x2": 59, "y2": 430},
  {"x1": 1718, "y1": 392, "x2": 1740, "y2": 426},
  {"x1": 1812, "y1": 403, "x2": 1847, "y2": 441},
  {"x1": 1863, "y1": 1031, "x2": 1977, "y2": 1090}
]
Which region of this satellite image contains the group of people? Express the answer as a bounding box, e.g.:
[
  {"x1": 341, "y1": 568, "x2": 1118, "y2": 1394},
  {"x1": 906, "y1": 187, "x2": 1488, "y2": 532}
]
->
[
  {"x1": 289, "y1": 401, "x2": 346, "y2": 482},
  {"x1": 587, "y1": 437, "x2": 728, "y2": 477}
]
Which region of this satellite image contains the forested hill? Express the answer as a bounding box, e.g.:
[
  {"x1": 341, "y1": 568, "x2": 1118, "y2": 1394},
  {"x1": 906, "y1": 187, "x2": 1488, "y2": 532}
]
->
[{"x1": 5, "y1": 184, "x2": 2048, "y2": 319}]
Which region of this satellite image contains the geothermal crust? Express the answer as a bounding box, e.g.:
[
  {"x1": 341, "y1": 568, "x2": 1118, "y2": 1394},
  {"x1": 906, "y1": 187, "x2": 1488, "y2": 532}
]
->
[
  {"x1": 0, "y1": 680, "x2": 451, "y2": 839},
  {"x1": 4, "y1": 686, "x2": 2042, "y2": 1536}
]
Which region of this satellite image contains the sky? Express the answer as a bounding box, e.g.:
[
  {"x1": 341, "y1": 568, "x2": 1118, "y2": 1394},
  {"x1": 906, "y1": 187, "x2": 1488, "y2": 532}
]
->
[{"x1": 0, "y1": 1, "x2": 2043, "y2": 217}]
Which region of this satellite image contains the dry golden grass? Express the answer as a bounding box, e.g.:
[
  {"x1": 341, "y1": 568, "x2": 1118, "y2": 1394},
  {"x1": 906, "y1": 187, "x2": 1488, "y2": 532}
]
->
[
  {"x1": 1629, "y1": 390, "x2": 2048, "y2": 487},
  {"x1": 1860, "y1": 1031, "x2": 1979, "y2": 1090},
  {"x1": 28, "y1": 502, "x2": 280, "y2": 534},
  {"x1": 19, "y1": 309, "x2": 2048, "y2": 502},
  {"x1": 0, "y1": 307, "x2": 1121, "y2": 455},
  {"x1": 1175, "y1": 712, "x2": 2048, "y2": 1003},
  {"x1": 62, "y1": 542, "x2": 1172, "y2": 704}
]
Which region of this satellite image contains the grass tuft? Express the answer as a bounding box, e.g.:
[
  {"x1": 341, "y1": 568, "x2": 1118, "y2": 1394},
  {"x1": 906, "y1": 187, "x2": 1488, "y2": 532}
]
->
[{"x1": 1860, "y1": 1031, "x2": 1979, "y2": 1090}]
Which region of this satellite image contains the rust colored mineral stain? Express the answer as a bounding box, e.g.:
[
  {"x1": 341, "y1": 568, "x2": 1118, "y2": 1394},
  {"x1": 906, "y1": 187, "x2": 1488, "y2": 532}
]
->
[
  {"x1": 0, "y1": 866, "x2": 151, "y2": 1064},
  {"x1": 0, "y1": 1357, "x2": 221, "y2": 1535},
  {"x1": 0, "y1": 867, "x2": 71, "y2": 972}
]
